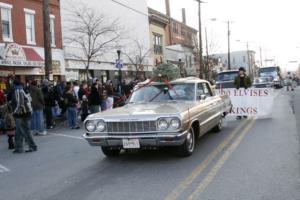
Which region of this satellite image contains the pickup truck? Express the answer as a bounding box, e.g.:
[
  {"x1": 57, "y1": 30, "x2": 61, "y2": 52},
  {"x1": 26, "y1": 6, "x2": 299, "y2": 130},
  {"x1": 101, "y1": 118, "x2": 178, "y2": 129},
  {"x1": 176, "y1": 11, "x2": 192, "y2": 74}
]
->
[{"x1": 83, "y1": 77, "x2": 232, "y2": 157}]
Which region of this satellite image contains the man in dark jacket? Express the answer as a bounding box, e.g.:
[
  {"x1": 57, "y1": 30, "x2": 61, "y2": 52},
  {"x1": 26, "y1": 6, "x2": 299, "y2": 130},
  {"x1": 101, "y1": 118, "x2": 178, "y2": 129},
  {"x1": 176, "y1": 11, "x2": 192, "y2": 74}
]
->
[
  {"x1": 42, "y1": 84, "x2": 55, "y2": 129},
  {"x1": 234, "y1": 67, "x2": 252, "y2": 89},
  {"x1": 234, "y1": 67, "x2": 252, "y2": 119},
  {"x1": 29, "y1": 80, "x2": 46, "y2": 135},
  {"x1": 10, "y1": 79, "x2": 37, "y2": 153}
]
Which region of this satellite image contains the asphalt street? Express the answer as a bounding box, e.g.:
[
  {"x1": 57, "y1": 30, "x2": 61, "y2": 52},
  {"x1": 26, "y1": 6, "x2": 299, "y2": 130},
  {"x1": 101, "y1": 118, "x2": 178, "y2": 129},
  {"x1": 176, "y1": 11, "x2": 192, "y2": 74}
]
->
[{"x1": 0, "y1": 88, "x2": 299, "y2": 200}]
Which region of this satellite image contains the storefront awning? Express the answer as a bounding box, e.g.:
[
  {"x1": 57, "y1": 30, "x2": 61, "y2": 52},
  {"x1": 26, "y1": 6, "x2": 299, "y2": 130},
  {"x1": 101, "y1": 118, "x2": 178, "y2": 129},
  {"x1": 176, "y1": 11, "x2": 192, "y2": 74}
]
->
[{"x1": 23, "y1": 47, "x2": 44, "y2": 62}]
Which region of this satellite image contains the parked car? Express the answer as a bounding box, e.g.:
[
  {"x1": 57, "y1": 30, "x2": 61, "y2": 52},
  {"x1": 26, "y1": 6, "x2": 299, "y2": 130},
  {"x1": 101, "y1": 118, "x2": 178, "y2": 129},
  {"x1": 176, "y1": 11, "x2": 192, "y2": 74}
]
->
[
  {"x1": 253, "y1": 77, "x2": 273, "y2": 88},
  {"x1": 215, "y1": 70, "x2": 239, "y2": 89},
  {"x1": 83, "y1": 77, "x2": 232, "y2": 157}
]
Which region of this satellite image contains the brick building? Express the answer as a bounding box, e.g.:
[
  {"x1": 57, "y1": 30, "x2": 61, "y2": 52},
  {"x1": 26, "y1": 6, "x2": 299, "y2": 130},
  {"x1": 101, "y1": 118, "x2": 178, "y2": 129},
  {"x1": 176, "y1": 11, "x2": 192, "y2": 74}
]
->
[
  {"x1": 148, "y1": 1, "x2": 198, "y2": 76},
  {"x1": 0, "y1": 0, "x2": 64, "y2": 87}
]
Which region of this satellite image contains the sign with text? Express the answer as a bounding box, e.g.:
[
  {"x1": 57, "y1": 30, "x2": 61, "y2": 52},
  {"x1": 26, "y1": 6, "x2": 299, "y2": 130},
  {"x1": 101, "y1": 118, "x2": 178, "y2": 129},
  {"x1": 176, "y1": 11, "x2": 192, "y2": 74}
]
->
[{"x1": 217, "y1": 88, "x2": 275, "y2": 117}]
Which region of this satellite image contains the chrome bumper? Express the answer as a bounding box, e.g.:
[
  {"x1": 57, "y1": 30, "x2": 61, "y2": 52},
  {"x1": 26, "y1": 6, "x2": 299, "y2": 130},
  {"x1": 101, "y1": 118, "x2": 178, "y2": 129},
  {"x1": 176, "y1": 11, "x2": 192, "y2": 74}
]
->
[{"x1": 83, "y1": 131, "x2": 188, "y2": 147}]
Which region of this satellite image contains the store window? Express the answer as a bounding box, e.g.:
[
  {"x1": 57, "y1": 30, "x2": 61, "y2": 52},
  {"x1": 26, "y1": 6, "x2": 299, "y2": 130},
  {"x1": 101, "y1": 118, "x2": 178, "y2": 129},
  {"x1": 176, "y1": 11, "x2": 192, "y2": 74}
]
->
[
  {"x1": 24, "y1": 9, "x2": 36, "y2": 45},
  {"x1": 1, "y1": 4, "x2": 13, "y2": 42}
]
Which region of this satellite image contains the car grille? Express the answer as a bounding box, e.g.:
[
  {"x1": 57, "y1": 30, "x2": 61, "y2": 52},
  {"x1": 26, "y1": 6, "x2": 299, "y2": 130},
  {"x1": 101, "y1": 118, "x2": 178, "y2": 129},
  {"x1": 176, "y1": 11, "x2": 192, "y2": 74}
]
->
[{"x1": 106, "y1": 121, "x2": 157, "y2": 133}]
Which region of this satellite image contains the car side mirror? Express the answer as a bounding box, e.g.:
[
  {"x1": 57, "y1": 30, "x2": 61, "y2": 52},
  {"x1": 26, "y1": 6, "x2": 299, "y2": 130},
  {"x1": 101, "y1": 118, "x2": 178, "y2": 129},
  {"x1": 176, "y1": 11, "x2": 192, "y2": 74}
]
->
[{"x1": 197, "y1": 94, "x2": 206, "y2": 101}]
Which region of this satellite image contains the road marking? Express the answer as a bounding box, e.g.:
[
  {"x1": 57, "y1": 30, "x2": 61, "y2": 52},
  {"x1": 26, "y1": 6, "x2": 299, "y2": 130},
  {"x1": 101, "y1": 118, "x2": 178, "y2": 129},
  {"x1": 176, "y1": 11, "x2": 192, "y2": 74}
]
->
[
  {"x1": 164, "y1": 119, "x2": 250, "y2": 200},
  {"x1": 50, "y1": 133, "x2": 84, "y2": 140},
  {"x1": 0, "y1": 164, "x2": 10, "y2": 173},
  {"x1": 187, "y1": 119, "x2": 256, "y2": 200}
]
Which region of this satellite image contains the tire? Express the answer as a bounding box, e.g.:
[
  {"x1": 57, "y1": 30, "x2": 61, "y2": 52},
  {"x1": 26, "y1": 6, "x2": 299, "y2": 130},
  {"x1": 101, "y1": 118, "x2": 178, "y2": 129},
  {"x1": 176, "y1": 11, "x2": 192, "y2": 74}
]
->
[
  {"x1": 212, "y1": 117, "x2": 223, "y2": 133},
  {"x1": 101, "y1": 147, "x2": 121, "y2": 157},
  {"x1": 177, "y1": 127, "x2": 195, "y2": 157}
]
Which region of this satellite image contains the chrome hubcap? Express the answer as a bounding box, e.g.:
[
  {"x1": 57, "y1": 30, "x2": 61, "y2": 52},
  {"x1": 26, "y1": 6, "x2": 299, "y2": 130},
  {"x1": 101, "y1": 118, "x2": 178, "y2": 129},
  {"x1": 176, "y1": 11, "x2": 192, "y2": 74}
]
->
[
  {"x1": 218, "y1": 118, "x2": 222, "y2": 129},
  {"x1": 187, "y1": 131, "x2": 194, "y2": 151}
]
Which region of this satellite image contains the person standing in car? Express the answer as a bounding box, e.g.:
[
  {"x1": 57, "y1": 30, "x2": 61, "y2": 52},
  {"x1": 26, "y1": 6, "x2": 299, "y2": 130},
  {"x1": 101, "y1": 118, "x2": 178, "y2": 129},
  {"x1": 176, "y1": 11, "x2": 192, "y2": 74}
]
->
[{"x1": 234, "y1": 67, "x2": 252, "y2": 119}]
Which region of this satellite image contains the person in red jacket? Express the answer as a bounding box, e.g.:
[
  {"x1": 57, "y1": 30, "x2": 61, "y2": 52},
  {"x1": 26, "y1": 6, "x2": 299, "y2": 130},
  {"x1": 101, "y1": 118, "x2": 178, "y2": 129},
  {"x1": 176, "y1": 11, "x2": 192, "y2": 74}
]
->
[{"x1": 0, "y1": 89, "x2": 5, "y2": 105}]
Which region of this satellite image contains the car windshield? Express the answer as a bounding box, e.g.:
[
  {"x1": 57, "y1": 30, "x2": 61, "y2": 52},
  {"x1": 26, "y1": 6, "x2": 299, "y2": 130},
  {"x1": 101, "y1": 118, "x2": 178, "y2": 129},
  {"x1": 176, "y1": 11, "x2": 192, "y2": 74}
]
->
[
  {"x1": 259, "y1": 71, "x2": 277, "y2": 77},
  {"x1": 217, "y1": 72, "x2": 238, "y2": 81},
  {"x1": 259, "y1": 67, "x2": 277, "y2": 73},
  {"x1": 258, "y1": 67, "x2": 278, "y2": 77},
  {"x1": 129, "y1": 83, "x2": 195, "y2": 103}
]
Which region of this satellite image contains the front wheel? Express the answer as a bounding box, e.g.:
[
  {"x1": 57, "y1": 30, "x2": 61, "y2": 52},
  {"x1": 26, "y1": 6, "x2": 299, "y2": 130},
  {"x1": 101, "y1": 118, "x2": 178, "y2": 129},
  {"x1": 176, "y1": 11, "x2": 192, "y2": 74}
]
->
[
  {"x1": 101, "y1": 147, "x2": 121, "y2": 157},
  {"x1": 212, "y1": 117, "x2": 223, "y2": 133},
  {"x1": 177, "y1": 127, "x2": 195, "y2": 157}
]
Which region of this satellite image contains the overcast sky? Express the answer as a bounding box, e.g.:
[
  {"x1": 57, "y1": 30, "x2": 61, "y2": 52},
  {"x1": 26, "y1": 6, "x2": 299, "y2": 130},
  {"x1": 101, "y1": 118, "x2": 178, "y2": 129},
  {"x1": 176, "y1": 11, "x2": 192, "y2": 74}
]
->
[{"x1": 147, "y1": 0, "x2": 300, "y2": 71}]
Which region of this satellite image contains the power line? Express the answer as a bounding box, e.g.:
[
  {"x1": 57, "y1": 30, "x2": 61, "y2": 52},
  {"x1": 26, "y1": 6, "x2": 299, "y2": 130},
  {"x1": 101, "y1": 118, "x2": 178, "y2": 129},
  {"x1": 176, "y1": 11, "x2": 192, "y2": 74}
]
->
[{"x1": 110, "y1": 0, "x2": 149, "y2": 17}]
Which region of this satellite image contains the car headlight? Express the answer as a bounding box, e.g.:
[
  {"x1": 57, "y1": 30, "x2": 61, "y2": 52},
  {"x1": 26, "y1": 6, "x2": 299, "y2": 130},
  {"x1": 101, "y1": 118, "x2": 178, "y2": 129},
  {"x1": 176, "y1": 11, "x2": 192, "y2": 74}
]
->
[
  {"x1": 85, "y1": 121, "x2": 96, "y2": 132},
  {"x1": 170, "y1": 118, "x2": 181, "y2": 130},
  {"x1": 157, "y1": 119, "x2": 169, "y2": 130},
  {"x1": 96, "y1": 120, "x2": 106, "y2": 132}
]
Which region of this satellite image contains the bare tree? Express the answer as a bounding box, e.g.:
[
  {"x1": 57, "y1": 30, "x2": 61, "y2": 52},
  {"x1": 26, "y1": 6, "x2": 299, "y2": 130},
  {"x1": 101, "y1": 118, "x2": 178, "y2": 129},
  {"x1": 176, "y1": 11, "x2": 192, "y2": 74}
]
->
[
  {"x1": 64, "y1": 4, "x2": 122, "y2": 81},
  {"x1": 123, "y1": 40, "x2": 152, "y2": 79},
  {"x1": 206, "y1": 30, "x2": 220, "y2": 56},
  {"x1": 192, "y1": 31, "x2": 220, "y2": 80}
]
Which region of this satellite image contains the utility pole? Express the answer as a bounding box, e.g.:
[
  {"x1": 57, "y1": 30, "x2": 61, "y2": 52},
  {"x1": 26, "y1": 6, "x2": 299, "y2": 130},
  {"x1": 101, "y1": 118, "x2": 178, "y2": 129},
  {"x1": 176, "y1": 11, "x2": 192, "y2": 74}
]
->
[
  {"x1": 259, "y1": 47, "x2": 263, "y2": 67},
  {"x1": 246, "y1": 42, "x2": 251, "y2": 77},
  {"x1": 205, "y1": 27, "x2": 209, "y2": 79},
  {"x1": 195, "y1": 0, "x2": 205, "y2": 79},
  {"x1": 227, "y1": 21, "x2": 231, "y2": 70},
  {"x1": 42, "y1": 0, "x2": 53, "y2": 81}
]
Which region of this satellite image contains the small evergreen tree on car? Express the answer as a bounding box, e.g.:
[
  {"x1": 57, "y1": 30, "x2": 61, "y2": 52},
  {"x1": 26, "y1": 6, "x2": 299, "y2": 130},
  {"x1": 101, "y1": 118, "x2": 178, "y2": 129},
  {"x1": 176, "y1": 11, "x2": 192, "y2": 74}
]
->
[{"x1": 153, "y1": 63, "x2": 181, "y2": 81}]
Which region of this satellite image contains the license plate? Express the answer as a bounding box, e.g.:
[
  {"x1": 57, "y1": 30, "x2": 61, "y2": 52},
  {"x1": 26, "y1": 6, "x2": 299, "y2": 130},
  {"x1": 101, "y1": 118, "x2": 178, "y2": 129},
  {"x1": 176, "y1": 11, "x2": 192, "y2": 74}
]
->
[{"x1": 122, "y1": 139, "x2": 140, "y2": 149}]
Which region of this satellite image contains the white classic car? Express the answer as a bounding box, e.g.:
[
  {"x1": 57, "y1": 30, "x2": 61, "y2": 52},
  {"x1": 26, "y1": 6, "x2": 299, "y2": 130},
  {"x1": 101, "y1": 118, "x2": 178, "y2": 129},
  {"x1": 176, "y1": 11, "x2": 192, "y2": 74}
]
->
[{"x1": 83, "y1": 77, "x2": 232, "y2": 157}]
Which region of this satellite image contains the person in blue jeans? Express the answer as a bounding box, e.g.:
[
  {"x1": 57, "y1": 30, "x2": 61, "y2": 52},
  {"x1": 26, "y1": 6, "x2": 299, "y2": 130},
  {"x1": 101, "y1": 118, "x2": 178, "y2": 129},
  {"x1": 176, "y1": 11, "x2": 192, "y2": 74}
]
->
[
  {"x1": 29, "y1": 80, "x2": 47, "y2": 135},
  {"x1": 64, "y1": 85, "x2": 80, "y2": 129}
]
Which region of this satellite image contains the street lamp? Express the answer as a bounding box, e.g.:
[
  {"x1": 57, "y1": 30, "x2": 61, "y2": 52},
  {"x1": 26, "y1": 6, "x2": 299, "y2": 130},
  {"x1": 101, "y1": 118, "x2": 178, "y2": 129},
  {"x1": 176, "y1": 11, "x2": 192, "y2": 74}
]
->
[
  {"x1": 178, "y1": 59, "x2": 185, "y2": 77},
  {"x1": 206, "y1": 18, "x2": 233, "y2": 71}
]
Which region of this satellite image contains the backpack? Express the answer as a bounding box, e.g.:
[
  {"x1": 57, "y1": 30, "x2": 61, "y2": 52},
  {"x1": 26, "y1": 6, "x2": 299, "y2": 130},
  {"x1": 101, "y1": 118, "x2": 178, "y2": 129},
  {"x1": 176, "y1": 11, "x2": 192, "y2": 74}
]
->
[
  {"x1": 4, "y1": 112, "x2": 15, "y2": 130},
  {"x1": 13, "y1": 89, "x2": 32, "y2": 116}
]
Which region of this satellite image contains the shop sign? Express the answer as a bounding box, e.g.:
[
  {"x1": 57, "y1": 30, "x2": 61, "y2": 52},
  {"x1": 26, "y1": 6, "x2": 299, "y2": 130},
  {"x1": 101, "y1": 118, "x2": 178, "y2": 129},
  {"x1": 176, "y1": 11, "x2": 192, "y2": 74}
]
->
[
  {"x1": 4, "y1": 43, "x2": 26, "y2": 61},
  {"x1": 0, "y1": 43, "x2": 44, "y2": 67}
]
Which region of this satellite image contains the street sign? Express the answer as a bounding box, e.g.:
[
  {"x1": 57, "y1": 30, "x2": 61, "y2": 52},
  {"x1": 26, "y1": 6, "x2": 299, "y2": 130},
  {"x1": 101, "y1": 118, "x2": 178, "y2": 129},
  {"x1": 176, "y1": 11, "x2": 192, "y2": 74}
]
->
[{"x1": 116, "y1": 59, "x2": 123, "y2": 69}]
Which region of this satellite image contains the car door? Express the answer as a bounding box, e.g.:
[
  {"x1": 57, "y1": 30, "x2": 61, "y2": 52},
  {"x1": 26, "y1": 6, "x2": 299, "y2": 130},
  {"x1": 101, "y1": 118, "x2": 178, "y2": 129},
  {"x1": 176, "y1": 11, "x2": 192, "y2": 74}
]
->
[
  {"x1": 195, "y1": 83, "x2": 211, "y2": 136},
  {"x1": 202, "y1": 82, "x2": 222, "y2": 130}
]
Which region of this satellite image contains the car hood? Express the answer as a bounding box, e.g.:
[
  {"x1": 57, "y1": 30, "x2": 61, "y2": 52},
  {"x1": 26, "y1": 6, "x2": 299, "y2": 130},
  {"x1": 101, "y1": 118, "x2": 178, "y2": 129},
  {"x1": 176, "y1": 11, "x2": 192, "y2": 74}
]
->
[{"x1": 87, "y1": 102, "x2": 195, "y2": 120}]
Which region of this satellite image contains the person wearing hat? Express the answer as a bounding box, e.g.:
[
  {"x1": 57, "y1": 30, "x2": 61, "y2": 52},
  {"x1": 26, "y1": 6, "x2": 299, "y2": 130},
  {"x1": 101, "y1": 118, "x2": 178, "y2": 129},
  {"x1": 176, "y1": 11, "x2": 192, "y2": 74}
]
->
[
  {"x1": 234, "y1": 67, "x2": 252, "y2": 89},
  {"x1": 234, "y1": 67, "x2": 252, "y2": 119}
]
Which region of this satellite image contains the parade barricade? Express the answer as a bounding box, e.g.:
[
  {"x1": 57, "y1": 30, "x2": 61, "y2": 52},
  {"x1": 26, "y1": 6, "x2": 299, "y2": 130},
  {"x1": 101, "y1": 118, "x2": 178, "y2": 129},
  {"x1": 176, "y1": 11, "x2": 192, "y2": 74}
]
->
[{"x1": 216, "y1": 88, "x2": 276, "y2": 118}]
